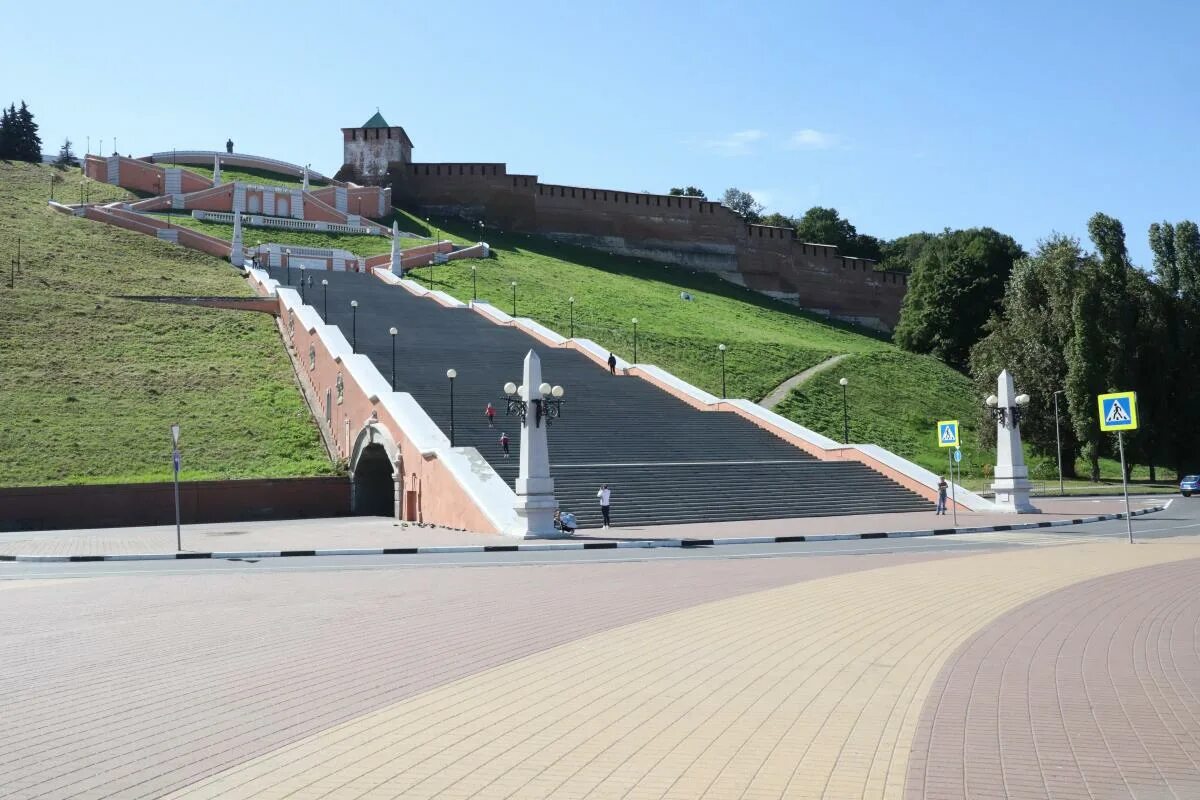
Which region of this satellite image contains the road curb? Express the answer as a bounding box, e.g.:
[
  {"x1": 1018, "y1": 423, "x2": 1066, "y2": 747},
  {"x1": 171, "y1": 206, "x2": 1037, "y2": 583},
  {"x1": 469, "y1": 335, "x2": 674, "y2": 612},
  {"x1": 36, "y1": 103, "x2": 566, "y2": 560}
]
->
[{"x1": 0, "y1": 506, "x2": 1166, "y2": 563}]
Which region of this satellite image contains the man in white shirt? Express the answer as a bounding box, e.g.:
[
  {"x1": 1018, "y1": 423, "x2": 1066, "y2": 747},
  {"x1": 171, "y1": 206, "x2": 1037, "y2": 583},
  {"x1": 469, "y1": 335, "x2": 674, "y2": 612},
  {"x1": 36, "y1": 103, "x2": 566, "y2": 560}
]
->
[{"x1": 597, "y1": 484, "x2": 612, "y2": 528}]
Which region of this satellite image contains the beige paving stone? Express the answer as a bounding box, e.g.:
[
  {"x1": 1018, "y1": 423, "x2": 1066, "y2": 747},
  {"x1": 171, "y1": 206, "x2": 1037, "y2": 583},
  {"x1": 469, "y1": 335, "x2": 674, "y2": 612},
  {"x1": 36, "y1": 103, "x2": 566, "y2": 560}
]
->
[{"x1": 160, "y1": 537, "x2": 1200, "y2": 799}]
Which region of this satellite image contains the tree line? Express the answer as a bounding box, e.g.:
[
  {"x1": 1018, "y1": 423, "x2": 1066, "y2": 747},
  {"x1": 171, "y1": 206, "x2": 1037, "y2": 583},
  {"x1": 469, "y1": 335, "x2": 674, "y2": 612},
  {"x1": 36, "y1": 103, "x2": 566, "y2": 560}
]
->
[
  {"x1": 970, "y1": 216, "x2": 1200, "y2": 480},
  {"x1": 0, "y1": 100, "x2": 43, "y2": 162}
]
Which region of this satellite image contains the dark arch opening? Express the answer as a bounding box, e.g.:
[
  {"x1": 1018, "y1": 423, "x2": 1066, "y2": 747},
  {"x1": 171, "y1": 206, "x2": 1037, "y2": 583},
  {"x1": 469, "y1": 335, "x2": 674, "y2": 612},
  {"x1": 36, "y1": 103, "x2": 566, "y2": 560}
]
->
[{"x1": 352, "y1": 443, "x2": 394, "y2": 517}]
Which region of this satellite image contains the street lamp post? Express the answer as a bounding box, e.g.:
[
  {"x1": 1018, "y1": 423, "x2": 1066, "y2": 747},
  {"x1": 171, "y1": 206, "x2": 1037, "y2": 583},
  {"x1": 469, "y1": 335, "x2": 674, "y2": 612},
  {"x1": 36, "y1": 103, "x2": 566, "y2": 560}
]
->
[
  {"x1": 511, "y1": 281, "x2": 517, "y2": 316},
  {"x1": 719, "y1": 344, "x2": 728, "y2": 399},
  {"x1": 632, "y1": 317, "x2": 639, "y2": 363},
  {"x1": 285, "y1": 249, "x2": 292, "y2": 285},
  {"x1": 1053, "y1": 389, "x2": 1065, "y2": 495},
  {"x1": 350, "y1": 300, "x2": 358, "y2": 352},
  {"x1": 839, "y1": 377, "x2": 850, "y2": 443},
  {"x1": 447, "y1": 368, "x2": 457, "y2": 446},
  {"x1": 299, "y1": 265, "x2": 307, "y2": 302},
  {"x1": 321, "y1": 279, "x2": 329, "y2": 321},
  {"x1": 170, "y1": 423, "x2": 182, "y2": 551},
  {"x1": 471, "y1": 265, "x2": 477, "y2": 302},
  {"x1": 389, "y1": 327, "x2": 398, "y2": 390},
  {"x1": 569, "y1": 296, "x2": 575, "y2": 339}
]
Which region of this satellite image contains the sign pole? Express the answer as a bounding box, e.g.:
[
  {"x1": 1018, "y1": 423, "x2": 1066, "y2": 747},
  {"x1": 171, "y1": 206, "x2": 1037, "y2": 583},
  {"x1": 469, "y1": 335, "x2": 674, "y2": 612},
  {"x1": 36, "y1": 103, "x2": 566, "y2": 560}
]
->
[
  {"x1": 1117, "y1": 430, "x2": 1133, "y2": 544},
  {"x1": 171, "y1": 423, "x2": 181, "y2": 551},
  {"x1": 948, "y1": 447, "x2": 957, "y2": 526}
]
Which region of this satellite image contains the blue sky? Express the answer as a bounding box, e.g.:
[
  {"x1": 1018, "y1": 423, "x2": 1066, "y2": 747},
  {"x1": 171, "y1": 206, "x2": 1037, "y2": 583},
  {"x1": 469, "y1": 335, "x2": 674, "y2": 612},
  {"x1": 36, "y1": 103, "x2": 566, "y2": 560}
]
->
[{"x1": 5, "y1": 0, "x2": 1196, "y2": 267}]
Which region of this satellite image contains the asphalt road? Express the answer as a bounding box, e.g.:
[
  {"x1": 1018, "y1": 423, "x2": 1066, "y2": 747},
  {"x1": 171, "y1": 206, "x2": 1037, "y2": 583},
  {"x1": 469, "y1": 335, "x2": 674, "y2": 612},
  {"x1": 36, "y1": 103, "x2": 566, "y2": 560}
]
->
[{"x1": 0, "y1": 496, "x2": 1191, "y2": 582}]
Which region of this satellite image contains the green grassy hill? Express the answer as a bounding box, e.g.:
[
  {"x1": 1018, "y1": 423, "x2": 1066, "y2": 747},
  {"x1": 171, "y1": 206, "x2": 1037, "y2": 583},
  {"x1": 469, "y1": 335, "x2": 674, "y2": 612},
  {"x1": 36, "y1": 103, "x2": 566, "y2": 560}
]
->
[
  {"x1": 388, "y1": 210, "x2": 985, "y2": 475},
  {"x1": 168, "y1": 202, "x2": 982, "y2": 474},
  {"x1": 164, "y1": 162, "x2": 324, "y2": 189},
  {"x1": 0, "y1": 162, "x2": 334, "y2": 486}
]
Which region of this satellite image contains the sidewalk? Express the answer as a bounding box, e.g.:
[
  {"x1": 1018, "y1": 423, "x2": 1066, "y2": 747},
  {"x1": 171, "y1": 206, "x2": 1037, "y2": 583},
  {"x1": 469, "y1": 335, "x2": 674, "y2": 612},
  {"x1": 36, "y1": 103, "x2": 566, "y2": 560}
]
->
[{"x1": 0, "y1": 496, "x2": 1168, "y2": 560}]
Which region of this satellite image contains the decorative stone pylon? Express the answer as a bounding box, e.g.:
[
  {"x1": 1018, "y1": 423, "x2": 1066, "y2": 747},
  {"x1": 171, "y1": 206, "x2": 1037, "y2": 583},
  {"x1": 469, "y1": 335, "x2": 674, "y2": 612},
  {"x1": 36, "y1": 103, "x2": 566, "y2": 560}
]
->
[
  {"x1": 991, "y1": 369, "x2": 1036, "y2": 513},
  {"x1": 229, "y1": 211, "x2": 244, "y2": 267},
  {"x1": 302, "y1": 166, "x2": 310, "y2": 191},
  {"x1": 513, "y1": 350, "x2": 561, "y2": 537},
  {"x1": 212, "y1": 155, "x2": 222, "y2": 186},
  {"x1": 390, "y1": 221, "x2": 402, "y2": 274}
]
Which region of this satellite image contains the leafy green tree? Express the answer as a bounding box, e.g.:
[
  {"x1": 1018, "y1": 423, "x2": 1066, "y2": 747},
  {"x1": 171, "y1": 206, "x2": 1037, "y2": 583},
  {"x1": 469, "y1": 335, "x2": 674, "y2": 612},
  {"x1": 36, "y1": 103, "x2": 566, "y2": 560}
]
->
[
  {"x1": 1149, "y1": 222, "x2": 1178, "y2": 294},
  {"x1": 721, "y1": 188, "x2": 763, "y2": 223},
  {"x1": 1087, "y1": 213, "x2": 1136, "y2": 399},
  {"x1": 795, "y1": 207, "x2": 856, "y2": 248},
  {"x1": 1065, "y1": 262, "x2": 1106, "y2": 480},
  {"x1": 668, "y1": 186, "x2": 706, "y2": 198},
  {"x1": 894, "y1": 227, "x2": 1025, "y2": 370},
  {"x1": 878, "y1": 232, "x2": 935, "y2": 273},
  {"x1": 758, "y1": 212, "x2": 797, "y2": 228},
  {"x1": 1176, "y1": 221, "x2": 1200, "y2": 300},
  {"x1": 970, "y1": 234, "x2": 1085, "y2": 474}
]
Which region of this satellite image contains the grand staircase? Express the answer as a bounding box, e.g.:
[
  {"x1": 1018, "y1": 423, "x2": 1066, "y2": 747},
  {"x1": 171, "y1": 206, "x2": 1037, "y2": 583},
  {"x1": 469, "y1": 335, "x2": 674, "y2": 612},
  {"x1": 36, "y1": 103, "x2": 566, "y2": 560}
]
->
[{"x1": 306, "y1": 270, "x2": 931, "y2": 528}]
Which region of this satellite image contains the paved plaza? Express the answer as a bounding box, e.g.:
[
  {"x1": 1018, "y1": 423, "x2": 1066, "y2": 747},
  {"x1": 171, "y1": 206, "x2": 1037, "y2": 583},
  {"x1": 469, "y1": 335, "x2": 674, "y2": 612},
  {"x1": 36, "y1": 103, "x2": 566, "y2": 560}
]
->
[
  {"x1": 1, "y1": 501, "x2": 1198, "y2": 799},
  {"x1": 0, "y1": 496, "x2": 1160, "y2": 558}
]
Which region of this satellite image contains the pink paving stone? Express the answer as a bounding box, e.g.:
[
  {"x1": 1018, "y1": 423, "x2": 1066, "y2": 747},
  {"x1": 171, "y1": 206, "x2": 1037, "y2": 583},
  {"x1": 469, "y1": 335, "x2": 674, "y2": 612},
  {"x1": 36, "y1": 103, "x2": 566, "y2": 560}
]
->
[
  {"x1": 0, "y1": 548, "x2": 958, "y2": 799},
  {"x1": 905, "y1": 557, "x2": 1200, "y2": 800}
]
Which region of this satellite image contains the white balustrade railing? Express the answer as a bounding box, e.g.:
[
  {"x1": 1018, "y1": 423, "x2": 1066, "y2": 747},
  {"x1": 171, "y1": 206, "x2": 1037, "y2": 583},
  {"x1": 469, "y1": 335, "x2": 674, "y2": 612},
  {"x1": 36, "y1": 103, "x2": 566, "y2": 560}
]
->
[{"x1": 192, "y1": 210, "x2": 380, "y2": 236}]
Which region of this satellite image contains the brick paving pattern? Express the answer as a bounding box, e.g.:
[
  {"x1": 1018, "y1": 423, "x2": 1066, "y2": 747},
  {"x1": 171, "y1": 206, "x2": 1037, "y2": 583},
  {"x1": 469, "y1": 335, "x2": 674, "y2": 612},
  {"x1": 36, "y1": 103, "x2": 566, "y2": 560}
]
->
[
  {"x1": 0, "y1": 551, "x2": 951, "y2": 799},
  {"x1": 159, "y1": 539, "x2": 1200, "y2": 799},
  {"x1": 905, "y1": 557, "x2": 1200, "y2": 800}
]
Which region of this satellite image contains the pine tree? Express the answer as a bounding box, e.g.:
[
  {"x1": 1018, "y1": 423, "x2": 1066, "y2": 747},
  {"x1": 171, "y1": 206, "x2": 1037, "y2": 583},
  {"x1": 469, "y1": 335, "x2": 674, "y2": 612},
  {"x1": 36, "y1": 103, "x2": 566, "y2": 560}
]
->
[
  {"x1": 14, "y1": 100, "x2": 42, "y2": 162},
  {"x1": 0, "y1": 104, "x2": 14, "y2": 159},
  {"x1": 55, "y1": 138, "x2": 77, "y2": 167}
]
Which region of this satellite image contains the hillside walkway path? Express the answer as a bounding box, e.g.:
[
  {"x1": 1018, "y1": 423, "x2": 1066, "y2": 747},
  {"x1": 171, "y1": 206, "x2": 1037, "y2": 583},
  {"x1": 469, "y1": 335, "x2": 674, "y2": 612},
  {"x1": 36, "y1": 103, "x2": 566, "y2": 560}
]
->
[{"x1": 760, "y1": 353, "x2": 849, "y2": 409}]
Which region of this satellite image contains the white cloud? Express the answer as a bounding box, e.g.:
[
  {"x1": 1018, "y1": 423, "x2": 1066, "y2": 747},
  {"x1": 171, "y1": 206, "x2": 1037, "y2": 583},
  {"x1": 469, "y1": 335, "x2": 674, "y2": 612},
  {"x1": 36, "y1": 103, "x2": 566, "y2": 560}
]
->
[
  {"x1": 746, "y1": 188, "x2": 774, "y2": 209},
  {"x1": 786, "y1": 129, "x2": 838, "y2": 150},
  {"x1": 693, "y1": 129, "x2": 767, "y2": 156}
]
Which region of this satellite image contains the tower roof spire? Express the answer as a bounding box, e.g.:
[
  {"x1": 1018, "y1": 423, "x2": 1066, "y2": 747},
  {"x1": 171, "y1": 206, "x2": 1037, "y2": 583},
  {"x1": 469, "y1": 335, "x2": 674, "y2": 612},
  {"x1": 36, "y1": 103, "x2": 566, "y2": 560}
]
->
[{"x1": 362, "y1": 110, "x2": 390, "y2": 129}]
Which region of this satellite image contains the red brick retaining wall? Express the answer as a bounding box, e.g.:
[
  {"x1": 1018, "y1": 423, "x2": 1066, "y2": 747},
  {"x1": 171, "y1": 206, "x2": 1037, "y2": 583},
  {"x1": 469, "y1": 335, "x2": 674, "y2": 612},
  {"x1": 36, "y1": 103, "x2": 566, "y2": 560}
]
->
[{"x1": 0, "y1": 477, "x2": 350, "y2": 532}]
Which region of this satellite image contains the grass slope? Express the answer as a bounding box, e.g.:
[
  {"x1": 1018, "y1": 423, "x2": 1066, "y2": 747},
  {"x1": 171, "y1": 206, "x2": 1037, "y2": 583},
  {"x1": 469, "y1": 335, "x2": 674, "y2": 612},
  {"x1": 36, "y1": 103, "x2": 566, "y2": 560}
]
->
[
  {"x1": 391, "y1": 210, "x2": 986, "y2": 474},
  {"x1": 147, "y1": 215, "x2": 427, "y2": 257},
  {"x1": 0, "y1": 162, "x2": 334, "y2": 486},
  {"x1": 164, "y1": 162, "x2": 325, "y2": 189}
]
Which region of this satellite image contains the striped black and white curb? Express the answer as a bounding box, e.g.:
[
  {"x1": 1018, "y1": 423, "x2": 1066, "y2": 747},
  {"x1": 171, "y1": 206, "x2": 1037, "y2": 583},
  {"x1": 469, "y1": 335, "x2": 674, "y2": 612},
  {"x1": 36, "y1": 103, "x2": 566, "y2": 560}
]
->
[{"x1": 0, "y1": 505, "x2": 1166, "y2": 563}]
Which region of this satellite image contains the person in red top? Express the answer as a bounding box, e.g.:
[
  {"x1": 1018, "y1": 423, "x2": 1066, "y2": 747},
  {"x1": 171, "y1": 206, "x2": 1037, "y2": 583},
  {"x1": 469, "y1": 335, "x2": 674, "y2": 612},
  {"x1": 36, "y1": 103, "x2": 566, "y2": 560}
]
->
[
  {"x1": 485, "y1": 402, "x2": 496, "y2": 428},
  {"x1": 499, "y1": 432, "x2": 510, "y2": 458}
]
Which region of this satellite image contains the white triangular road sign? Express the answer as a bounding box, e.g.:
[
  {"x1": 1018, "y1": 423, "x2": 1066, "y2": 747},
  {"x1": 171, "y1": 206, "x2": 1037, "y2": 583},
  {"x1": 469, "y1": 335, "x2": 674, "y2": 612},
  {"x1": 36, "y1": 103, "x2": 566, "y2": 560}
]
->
[{"x1": 1105, "y1": 400, "x2": 1130, "y2": 424}]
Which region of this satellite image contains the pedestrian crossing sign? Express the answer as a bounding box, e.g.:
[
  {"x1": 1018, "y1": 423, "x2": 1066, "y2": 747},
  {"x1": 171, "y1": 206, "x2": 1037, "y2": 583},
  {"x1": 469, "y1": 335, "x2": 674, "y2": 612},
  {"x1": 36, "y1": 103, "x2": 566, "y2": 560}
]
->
[
  {"x1": 937, "y1": 420, "x2": 960, "y2": 448},
  {"x1": 1097, "y1": 391, "x2": 1138, "y2": 432}
]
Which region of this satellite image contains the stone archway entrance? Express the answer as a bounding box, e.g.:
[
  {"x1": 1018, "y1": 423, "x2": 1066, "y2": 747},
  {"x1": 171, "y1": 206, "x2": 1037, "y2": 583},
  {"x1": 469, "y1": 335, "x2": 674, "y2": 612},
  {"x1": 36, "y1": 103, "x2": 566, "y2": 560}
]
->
[{"x1": 349, "y1": 422, "x2": 400, "y2": 517}]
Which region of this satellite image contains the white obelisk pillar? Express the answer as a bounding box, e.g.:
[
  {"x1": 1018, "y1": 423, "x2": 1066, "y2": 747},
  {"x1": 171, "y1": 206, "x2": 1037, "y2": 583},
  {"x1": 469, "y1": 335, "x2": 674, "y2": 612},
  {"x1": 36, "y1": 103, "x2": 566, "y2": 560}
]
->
[
  {"x1": 230, "y1": 210, "x2": 244, "y2": 267},
  {"x1": 302, "y1": 166, "x2": 310, "y2": 191},
  {"x1": 991, "y1": 369, "x2": 1035, "y2": 512},
  {"x1": 212, "y1": 155, "x2": 222, "y2": 186},
  {"x1": 513, "y1": 350, "x2": 561, "y2": 537},
  {"x1": 390, "y1": 221, "x2": 402, "y2": 274}
]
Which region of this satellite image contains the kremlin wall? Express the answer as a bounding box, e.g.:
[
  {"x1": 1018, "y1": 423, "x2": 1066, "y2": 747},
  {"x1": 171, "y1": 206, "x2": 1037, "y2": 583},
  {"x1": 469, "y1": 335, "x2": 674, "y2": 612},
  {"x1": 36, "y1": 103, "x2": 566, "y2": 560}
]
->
[{"x1": 342, "y1": 112, "x2": 908, "y2": 331}]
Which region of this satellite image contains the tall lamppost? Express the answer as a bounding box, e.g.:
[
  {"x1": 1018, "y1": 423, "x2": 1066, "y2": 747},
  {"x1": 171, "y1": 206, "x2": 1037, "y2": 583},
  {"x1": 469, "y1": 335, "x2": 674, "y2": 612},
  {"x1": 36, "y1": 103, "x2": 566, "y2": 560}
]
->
[
  {"x1": 839, "y1": 377, "x2": 850, "y2": 443},
  {"x1": 632, "y1": 317, "x2": 639, "y2": 363},
  {"x1": 285, "y1": 248, "x2": 292, "y2": 285},
  {"x1": 389, "y1": 327, "x2": 398, "y2": 390},
  {"x1": 447, "y1": 368, "x2": 457, "y2": 446},
  {"x1": 299, "y1": 265, "x2": 307, "y2": 302},
  {"x1": 1053, "y1": 389, "x2": 1065, "y2": 495},
  {"x1": 321, "y1": 279, "x2": 329, "y2": 321},
  {"x1": 511, "y1": 281, "x2": 517, "y2": 316},
  {"x1": 471, "y1": 265, "x2": 478, "y2": 302},
  {"x1": 568, "y1": 296, "x2": 575, "y2": 338},
  {"x1": 719, "y1": 343, "x2": 727, "y2": 398},
  {"x1": 350, "y1": 300, "x2": 358, "y2": 352}
]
